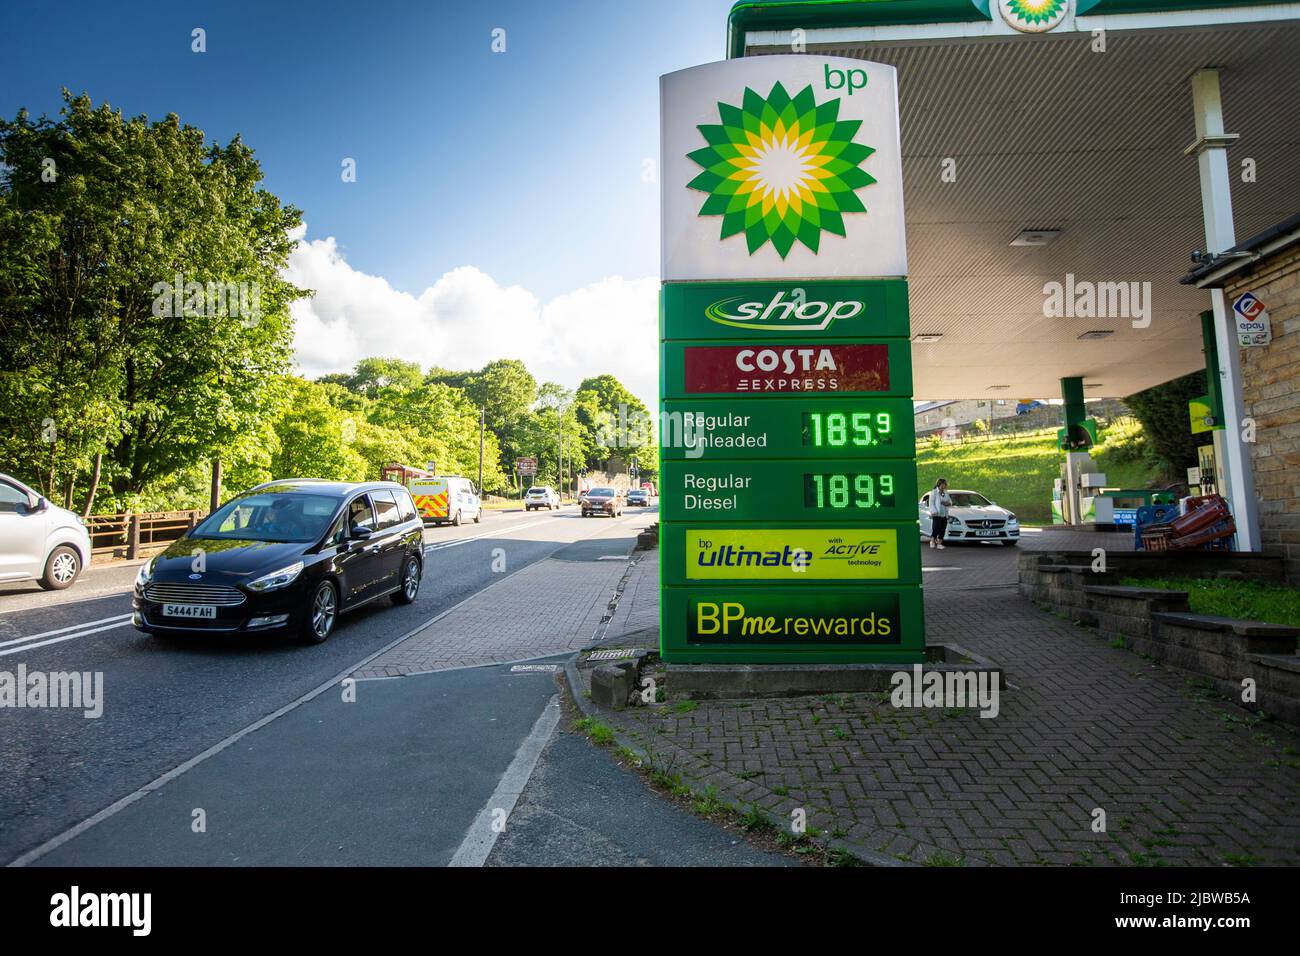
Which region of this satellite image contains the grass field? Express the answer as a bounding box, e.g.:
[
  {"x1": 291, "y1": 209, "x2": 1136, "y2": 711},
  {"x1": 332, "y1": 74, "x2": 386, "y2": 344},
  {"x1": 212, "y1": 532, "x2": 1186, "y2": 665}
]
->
[
  {"x1": 1123, "y1": 577, "x2": 1300, "y2": 630},
  {"x1": 916, "y1": 420, "x2": 1161, "y2": 525}
]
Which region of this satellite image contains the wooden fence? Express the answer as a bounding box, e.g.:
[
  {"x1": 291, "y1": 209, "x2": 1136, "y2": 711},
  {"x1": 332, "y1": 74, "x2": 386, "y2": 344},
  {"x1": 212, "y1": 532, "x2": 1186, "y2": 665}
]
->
[{"x1": 84, "y1": 510, "x2": 206, "y2": 559}]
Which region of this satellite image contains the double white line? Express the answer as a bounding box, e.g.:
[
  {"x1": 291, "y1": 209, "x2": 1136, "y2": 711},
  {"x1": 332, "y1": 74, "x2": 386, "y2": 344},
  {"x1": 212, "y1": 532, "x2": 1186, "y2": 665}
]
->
[
  {"x1": 422, "y1": 515, "x2": 557, "y2": 555},
  {"x1": 0, "y1": 613, "x2": 133, "y2": 658}
]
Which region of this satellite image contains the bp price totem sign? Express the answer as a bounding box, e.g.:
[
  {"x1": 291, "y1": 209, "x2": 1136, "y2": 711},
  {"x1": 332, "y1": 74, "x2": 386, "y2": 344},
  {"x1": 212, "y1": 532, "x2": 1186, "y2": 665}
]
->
[{"x1": 659, "y1": 55, "x2": 921, "y2": 664}]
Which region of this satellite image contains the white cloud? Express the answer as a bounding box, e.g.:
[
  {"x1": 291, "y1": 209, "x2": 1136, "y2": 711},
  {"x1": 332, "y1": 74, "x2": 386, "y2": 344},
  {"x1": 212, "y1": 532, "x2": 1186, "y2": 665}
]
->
[{"x1": 284, "y1": 223, "x2": 659, "y2": 408}]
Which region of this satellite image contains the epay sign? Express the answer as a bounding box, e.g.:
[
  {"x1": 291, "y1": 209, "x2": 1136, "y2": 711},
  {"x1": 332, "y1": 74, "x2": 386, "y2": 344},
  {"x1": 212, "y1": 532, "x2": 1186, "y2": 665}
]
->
[
  {"x1": 661, "y1": 56, "x2": 906, "y2": 281},
  {"x1": 1233, "y1": 291, "x2": 1272, "y2": 346}
]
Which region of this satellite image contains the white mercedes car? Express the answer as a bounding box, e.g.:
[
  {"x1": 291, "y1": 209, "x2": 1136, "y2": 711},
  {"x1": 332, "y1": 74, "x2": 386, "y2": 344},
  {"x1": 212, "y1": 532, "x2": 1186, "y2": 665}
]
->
[{"x1": 919, "y1": 489, "x2": 1020, "y2": 546}]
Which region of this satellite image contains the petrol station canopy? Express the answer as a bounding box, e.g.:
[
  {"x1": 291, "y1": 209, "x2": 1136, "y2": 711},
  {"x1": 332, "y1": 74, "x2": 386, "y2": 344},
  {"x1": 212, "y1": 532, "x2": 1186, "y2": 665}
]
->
[{"x1": 730, "y1": 0, "x2": 1300, "y2": 400}]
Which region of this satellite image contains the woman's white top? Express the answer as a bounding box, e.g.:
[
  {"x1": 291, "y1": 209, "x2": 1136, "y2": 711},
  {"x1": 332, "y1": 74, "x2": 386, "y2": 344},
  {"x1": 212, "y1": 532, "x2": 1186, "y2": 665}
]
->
[{"x1": 930, "y1": 490, "x2": 951, "y2": 517}]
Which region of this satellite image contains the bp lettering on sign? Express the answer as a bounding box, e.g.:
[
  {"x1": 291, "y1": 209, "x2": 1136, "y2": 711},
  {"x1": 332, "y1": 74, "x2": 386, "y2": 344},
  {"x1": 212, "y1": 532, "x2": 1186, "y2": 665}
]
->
[{"x1": 659, "y1": 55, "x2": 920, "y2": 665}]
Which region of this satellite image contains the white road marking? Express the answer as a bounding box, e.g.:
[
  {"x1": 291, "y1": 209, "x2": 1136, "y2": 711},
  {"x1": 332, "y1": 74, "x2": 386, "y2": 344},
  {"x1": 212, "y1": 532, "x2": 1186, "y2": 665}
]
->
[
  {"x1": 448, "y1": 695, "x2": 560, "y2": 867},
  {"x1": 0, "y1": 621, "x2": 135, "y2": 658},
  {"x1": 423, "y1": 516, "x2": 556, "y2": 554},
  {"x1": 0, "y1": 613, "x2": 134, "y2": 650}
]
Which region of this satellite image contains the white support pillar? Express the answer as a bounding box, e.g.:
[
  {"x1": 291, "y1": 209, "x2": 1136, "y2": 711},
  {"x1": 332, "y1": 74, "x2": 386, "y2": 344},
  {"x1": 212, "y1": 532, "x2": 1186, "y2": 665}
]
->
[{"x1": 1187, "y1": 69, "x2": 1260, "y2": 552}]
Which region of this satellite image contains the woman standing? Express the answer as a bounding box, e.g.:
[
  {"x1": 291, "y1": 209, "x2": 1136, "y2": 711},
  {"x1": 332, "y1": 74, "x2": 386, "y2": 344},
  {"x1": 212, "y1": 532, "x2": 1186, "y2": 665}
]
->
[{"x1": 929, "y1": 478, "x2": 952, "y2": 550}]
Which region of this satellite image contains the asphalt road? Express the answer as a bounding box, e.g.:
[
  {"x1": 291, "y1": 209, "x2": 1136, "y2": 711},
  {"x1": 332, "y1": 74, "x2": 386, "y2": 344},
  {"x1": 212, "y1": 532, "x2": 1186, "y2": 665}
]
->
[{"x1": 0, "y1": 504, "x2": 785, "y2": 867}]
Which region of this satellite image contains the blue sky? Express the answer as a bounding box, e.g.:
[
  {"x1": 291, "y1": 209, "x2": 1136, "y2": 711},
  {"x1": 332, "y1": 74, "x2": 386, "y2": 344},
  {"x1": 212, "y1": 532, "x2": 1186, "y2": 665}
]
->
[
  {"x1": 2, "y1": 0, "x2": 740, "y2": 403},
  {"x1": 1, "y1": 0, "x2": 733, "y2": 300}
]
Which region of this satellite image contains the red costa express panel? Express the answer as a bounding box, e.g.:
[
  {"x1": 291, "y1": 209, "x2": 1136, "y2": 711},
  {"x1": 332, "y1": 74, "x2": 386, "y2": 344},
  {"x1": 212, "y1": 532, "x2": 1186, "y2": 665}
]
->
[{"x1": 662, "y1": 341, "x2": 912, "y2": 398}]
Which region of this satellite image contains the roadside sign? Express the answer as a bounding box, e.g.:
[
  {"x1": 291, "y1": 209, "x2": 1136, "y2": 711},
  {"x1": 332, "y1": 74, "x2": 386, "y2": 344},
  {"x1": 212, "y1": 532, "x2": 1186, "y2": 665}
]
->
[
  {"x1": 1232, "y1": 292, "x2": 1272, "y2": 346},
  {"x1": 659, "y1": 55, "x2": 920, "y2": 665},
  {"x1": 515, "y1": 457, "x2": 537, "y2": 475}
]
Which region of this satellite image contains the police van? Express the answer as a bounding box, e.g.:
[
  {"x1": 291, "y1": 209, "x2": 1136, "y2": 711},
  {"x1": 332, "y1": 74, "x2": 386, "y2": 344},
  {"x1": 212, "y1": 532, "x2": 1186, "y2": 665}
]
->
[{"x1": 409, "y1": 476, "x2": 482, "y2": 526}]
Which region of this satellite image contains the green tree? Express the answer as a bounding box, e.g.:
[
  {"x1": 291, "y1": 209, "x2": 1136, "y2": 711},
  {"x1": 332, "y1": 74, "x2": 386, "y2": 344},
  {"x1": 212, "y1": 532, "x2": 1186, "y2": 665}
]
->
[
  {"x1": 340, "y1": 357, "x2": 424, "y2": 399},
  {"x1": 0, "y1": 91, "x2": 306, "y2": 509},
  {"x1": 573, "y1": 374, "x2": 651, "y2": 472},
  {"x1": 1124, "y1": 370, "x2": 1207, "y2": 476},
  {"x1": 268, "y1": 378, "x2": 368, "y2": 481}
]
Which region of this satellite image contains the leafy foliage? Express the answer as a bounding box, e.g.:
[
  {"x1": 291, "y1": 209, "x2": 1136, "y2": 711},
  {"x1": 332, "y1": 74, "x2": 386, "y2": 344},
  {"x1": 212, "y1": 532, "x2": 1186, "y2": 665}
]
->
[
  {"x1": 1123, "y1": 371, "x2": 1207, "y2": 476},
  {"x1": 0, "y1": 91, "x2": 305, "y2": 509}
]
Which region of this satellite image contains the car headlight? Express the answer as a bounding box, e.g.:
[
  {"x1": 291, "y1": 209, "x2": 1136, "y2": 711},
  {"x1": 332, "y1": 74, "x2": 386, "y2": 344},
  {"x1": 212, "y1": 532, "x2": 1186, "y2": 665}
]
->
[
  {"x1": 948, "y1": 516, "x2": 962, "y2": 525},
  {"x1": 134, "y1": 560, "x2": 155, "y2": 592},
  {"x1": 1006, "y1": 513, "x2": 1018, "y2": 523},
  {"x1": 246, "y1": 561, "x2": 305, "y2": 592}
]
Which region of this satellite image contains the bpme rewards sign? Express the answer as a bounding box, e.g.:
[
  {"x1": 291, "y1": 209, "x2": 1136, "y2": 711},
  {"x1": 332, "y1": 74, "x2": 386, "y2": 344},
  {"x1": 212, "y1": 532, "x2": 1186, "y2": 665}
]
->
[{"x1": 659, "y1": 55, "x2": 923, "y2": 664}]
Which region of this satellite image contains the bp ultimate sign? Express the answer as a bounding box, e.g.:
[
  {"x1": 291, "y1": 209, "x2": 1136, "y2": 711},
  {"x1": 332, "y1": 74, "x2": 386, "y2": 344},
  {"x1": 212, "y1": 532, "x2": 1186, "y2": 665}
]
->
[{"x1": 659, "y1": 55, "x2": 921, "y2": 665}]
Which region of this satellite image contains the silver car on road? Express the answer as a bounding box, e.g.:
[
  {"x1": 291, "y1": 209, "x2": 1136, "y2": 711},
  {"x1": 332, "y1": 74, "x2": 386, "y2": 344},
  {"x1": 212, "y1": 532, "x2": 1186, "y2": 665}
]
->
[{"x1": 0, "y1": 473, "x2": 92, "y2": 589}]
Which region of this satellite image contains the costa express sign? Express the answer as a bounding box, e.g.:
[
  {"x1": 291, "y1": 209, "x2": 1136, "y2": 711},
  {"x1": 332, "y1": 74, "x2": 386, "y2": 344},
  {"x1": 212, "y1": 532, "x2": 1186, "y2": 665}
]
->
[{"x1": 662, "y1": 340, "x2": 912, "y2": 398}]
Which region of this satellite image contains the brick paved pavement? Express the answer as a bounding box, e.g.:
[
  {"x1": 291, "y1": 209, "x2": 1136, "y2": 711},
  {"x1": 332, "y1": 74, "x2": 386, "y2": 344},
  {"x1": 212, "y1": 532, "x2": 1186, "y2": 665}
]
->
[
  {"x1": 583, "y1": 531, "x2": 1300, "y2": 866},
  {"x1": 352, "y1": 557, "x2": 628, "y2": 679}
]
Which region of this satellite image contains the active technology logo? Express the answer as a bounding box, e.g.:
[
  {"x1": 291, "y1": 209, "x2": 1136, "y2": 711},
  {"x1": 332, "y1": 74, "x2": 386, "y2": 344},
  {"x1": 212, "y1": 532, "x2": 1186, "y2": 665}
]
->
[
  {"x1": 704, "y1": 289, "x2": 864, "y2": 332},
  {"x1": 685, "y1": 79, "x2": 876, "y2": 258}
]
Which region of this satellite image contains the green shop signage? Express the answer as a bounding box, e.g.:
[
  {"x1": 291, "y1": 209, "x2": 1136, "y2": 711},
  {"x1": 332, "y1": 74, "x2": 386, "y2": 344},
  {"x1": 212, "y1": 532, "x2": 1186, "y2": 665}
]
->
[
  {"x1": 659, "y1": 55, "x2": 919, "y2": 664},
  {"x1": 661, "y1": 280, "x2": 910, "y2": 339}
]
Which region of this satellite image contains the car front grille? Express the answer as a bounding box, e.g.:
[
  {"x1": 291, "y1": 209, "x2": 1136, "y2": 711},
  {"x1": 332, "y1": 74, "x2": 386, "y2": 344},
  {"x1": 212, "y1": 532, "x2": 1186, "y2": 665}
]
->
[
  {"x1": 965, "y1": 519, "x2": 1005, "y2": 529},
  {"x1": 144, "y1": 582, "x2": 246, "y2": 606}
]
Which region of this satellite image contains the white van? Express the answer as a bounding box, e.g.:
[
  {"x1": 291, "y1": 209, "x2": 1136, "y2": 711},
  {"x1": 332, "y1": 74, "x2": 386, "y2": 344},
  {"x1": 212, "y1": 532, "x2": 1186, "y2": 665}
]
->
[{"x1": 409, "y1": 476, "x2": 482, "y2": 526}]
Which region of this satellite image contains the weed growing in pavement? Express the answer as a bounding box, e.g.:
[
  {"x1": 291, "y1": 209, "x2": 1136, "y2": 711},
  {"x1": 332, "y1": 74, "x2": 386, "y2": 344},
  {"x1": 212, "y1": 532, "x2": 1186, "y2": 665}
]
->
[
  {"x1": 692, "y1": 785, "x2": 729, "y2": 817},
  {"x1": 738, "y1": 803, "x2": 775, "y2": 834},
  {"x1": 575, "y1": 717, "x2": 616, "y2": 746},
  {"x1": 672, "y1": 700, "x2": 697, "y2": 714}
]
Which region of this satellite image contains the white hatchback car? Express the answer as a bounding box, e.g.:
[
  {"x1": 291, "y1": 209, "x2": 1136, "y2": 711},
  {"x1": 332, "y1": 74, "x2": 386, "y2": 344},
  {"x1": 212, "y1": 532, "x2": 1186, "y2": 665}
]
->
[
  {"x1": 0, "y1": 473, "x2": 93, "y2": 589},
  {"x1": 919, "y1": 489, "x2": 1020, "y2": 546}
]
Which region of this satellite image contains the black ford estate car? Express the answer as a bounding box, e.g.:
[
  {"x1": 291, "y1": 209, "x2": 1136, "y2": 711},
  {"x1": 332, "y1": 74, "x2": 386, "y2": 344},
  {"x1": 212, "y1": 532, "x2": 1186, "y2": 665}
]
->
[{"x1": 133, "y1": 479, "x2": 424, "y2": 644}]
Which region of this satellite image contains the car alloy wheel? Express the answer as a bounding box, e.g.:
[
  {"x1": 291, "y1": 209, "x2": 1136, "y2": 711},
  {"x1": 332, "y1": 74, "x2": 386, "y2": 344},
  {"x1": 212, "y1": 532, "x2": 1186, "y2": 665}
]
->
[
  {"x1": 304, "y1": 581, "x2": 337, "y2": 643},
  {"x1": 394, "y1": 556, "x2": 421, "y2": 604}
]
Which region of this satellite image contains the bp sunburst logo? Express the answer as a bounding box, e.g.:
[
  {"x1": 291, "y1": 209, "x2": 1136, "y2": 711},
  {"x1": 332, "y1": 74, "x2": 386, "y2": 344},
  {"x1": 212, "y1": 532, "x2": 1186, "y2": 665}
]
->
[
  {"x1": 685, "y1": 82, "x2": 875, "y2": 259},
  {"x1": 998, "y1": 0, "x2": 1068, "y2": 32}
]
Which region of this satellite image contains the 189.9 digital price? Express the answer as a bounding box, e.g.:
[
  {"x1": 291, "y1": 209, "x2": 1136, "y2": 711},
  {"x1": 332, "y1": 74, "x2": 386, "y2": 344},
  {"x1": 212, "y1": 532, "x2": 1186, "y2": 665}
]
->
[
  {"x1": 804, "y1": 472, "x2": 897, "y2": 510},
  {"x1": 802, "y1": 411, "x2": 893, "y2": 448}
]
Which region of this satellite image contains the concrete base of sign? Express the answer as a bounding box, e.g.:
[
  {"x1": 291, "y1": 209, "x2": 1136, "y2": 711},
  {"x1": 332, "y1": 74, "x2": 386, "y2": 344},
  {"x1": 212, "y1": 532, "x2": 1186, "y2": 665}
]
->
[{"x1": 665, "y1": 643, "x2": 1002, "y2": 701}]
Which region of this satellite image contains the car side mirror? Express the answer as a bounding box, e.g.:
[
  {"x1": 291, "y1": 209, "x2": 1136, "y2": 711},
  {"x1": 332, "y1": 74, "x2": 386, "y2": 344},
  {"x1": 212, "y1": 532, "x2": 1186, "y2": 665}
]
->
[
  {"x1": 29, "y1": 496, "x2": 49, "y2": 514},
  {"x1": 350, "y1": 524, "x2": 373, "y2": 541}
]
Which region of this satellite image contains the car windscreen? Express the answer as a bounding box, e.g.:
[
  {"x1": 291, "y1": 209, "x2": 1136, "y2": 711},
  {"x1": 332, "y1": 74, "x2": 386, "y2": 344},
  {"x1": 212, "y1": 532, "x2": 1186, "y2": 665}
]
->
[
  {"x1": 948, "y1": 492, "x2": 992, "y2": 508},
  {"x1": 192, "y1": 493, "x2": 339, "y2": 543},
  {"x1": 587, "y1": 488, "x2": 614, "y2": 497}
]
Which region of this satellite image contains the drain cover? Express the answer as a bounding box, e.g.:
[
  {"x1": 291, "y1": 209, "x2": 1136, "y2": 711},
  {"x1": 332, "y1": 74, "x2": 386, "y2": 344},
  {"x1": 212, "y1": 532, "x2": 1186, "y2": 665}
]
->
[
  {"x1": 509, "y1": 664, "x2": 559, "y2": 673},
  {"x1": 587, "y1": 648, "x2": 638, "y2": 661}
]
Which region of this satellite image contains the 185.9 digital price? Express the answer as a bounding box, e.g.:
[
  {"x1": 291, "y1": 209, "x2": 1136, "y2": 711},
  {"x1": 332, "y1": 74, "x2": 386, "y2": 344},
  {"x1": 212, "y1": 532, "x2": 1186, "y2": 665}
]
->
[{"x1": 802, "y1": 411, "x2": 893, "y2": 448}]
